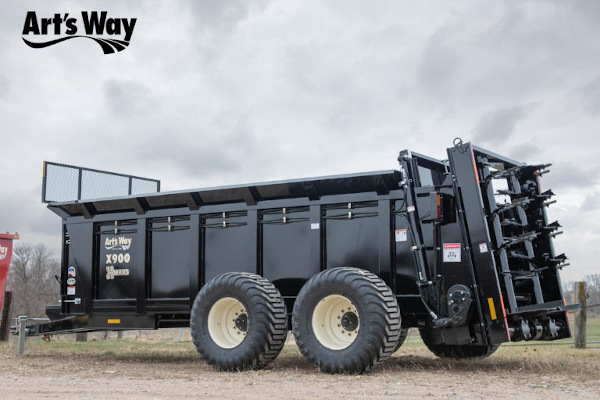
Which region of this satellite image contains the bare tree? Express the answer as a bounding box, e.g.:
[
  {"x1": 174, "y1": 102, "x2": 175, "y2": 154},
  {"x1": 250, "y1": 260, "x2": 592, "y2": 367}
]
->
[
  {"x1": 562, "y1": 280, "x2": 576, "y2": 305},
  {"x1": 585, "y1": 274, "x2": 600, "y2": 290},
  {"x1": 6, "y1": 243, "x2": 60, "y2": 317},
  {"x1": 584, "y1": 274, "x2": 600, "y2": 316},
  {"x1": 562, "y1": 280, "x2": 575, "y2": 293}
]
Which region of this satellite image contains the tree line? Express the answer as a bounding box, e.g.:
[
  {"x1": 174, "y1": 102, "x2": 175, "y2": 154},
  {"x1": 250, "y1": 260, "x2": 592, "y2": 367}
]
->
[
  {"x1": 564, "y1": 274, "x2": 600, "y2": 316},
  {"x1": 6, "y1": 243, "x2": 60, "y2": 317}
]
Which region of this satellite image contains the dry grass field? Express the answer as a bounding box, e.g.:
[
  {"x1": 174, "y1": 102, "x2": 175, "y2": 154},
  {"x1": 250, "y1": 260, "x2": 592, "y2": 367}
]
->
[{"x1": 1, "y1": 322, "x2": 599, "y2": 400}]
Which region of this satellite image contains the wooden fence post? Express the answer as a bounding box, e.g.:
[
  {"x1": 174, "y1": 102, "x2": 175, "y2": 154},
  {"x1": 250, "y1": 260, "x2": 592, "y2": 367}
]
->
[
  {"x1": 574, "y1": 281, "x2": 587, "y2": 349},
  {"x1": 0, "y1": 291, "x2": 12, "y2": 341}
]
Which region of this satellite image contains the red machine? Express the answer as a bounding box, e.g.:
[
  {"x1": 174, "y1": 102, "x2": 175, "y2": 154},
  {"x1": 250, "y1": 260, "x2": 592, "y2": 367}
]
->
[{"x1": 0, "y1": 233, "x2": 19, "y2": 313}]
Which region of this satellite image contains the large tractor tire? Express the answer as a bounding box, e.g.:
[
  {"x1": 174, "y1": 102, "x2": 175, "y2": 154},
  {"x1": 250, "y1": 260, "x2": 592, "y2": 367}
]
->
[
  {"x1": 292, "y1": 267, "x2": 401, "y2": 373},
  {"x1": 419, "y1": 328, "x2": 499, "y2": 359},
  {"x1": 190, "y1": 272, "x2": 288, "y2": 371},
  {"x1": 393, "y1": 328, "x2": 410, "y2": 353}
]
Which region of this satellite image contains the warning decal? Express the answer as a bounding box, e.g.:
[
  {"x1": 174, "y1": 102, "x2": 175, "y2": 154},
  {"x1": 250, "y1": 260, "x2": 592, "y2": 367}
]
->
[
  {"x1": 395, "y1": 229, "x2": 407, "y2": 242},
  {"x1": 443, "y1": 243, "x2": 461, "y2": 263}
]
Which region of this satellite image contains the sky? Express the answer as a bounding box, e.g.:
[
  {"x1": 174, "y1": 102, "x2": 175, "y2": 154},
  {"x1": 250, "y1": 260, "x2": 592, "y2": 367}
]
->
[{"x1": 1, "y1": 0, "x2": 599, "y2": 283}]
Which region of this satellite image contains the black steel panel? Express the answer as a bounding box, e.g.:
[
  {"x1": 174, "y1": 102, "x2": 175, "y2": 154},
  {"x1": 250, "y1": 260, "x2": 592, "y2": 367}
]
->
[
  {"x1": 95, "y1": 220, "x2": 138, "y2": 302},
  {"x1": 202, "y1": 212, "x2": 254, "y2": 283},
  {"x1": 393, "y1": 200, "x2": 419, "y2": 296},
  {"x1": 149, "y1": 216, "x2": 192, "y2": 299},
  {"x1": 324, "y1": 202, "x2": 379, "y2": 274},
  {"x1": 188, "y1": 214, "x2": 201, "y2": 306},
  {"x1": 377, "y1": 200, "x2": 393, "y2": 286},
  {"x1": 63, "y1": 222, "x2": 94, "y2": 315},
  {"x1": 260, "y1": 207, "x2": 313, "y2": 297}
]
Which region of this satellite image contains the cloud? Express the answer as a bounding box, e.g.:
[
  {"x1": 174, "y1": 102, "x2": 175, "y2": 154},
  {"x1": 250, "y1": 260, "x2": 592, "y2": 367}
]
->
[
  {"x1": 580, "y1": 192, "x2": 600, "y2": 212},
  {"x1": 141, "y1": 122, "x2": 254, "y2": 179},
  {"x1": 103, "y1": 78, "x2": 158, "y2": 117},
  {"x1": 543, "y1": 161, "x2": 599, "y2": 192},
  {"x1": 580, "y1": 74, "x2": 600, "y2": 115},
  {"x1": 472, "y1": 104, "x2": 535, "y2": 143},
  {"x1": 0, "y1": 186, "x2": 58, "y2": 238},
  {"x1": 0, "y1": 75, "x2": 8, "y2": 97},
  {"x1": 506, "y1": 143, "x2": 541, "y2": 164},
  {"x1": 187, "y1": 0, "x2": 270, "y2": 33}
]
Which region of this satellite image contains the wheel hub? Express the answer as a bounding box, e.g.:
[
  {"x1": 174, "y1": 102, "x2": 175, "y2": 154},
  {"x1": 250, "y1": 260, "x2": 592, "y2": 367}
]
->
[
  {"x1": 207, "y1": 297, "x2": 248, "y2": 349},
  {"x1": 312, "y1": 295, "x2": 360, "y2": 350},
  {"x1": 235, "y1": 313, "x2": 248, "y2": 332},
  {"x1": 341, "y1": 312, "x2": 358, "y2": 331}
]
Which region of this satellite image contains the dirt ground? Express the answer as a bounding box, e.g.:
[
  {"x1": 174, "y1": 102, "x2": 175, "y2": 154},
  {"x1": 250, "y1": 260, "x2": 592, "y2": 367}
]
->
[{"x1": 1, "y1": 330, "x2": 599, "y2": 400}]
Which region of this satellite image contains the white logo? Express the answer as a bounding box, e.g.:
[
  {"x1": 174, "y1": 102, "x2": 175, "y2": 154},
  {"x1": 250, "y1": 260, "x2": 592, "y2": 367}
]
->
[
  {"x1": 0, "y1": 246, "x2": 8, "y2": 260},
  {"x1": 105, "y1": 236, "x2": 132, "y2": 251},
  {"x1": 106, "y1": 265, "x2": 130, "y2": 280}
]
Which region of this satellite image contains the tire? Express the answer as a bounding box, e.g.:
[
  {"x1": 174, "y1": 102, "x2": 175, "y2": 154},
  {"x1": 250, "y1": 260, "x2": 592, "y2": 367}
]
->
[
  {"x1": 419, "y1": 328, "x2": 499, "y2": 359},
  {"x1": 393, "y1": 328, "x2": 410, "y2": 353},
  {"x1": 190, "y1": 272, "x2": 288, "y2": 371},
  {"x1": 292, "y1": 267, "x2": 401, "y2": 373}
]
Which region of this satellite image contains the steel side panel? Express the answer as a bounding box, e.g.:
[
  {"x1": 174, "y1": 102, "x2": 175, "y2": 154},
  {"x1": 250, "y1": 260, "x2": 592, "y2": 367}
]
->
[
  {"x1": 202, "y1": 213, "x2": 254, "y2": 283},
  {"x1": 324, "y1": 206, "x2": 380, "y2": 275},
  {"x1": 54, "y1": 186, "x2": 429, "y2": 324},
  {"x1": 63, "y1": 222, "x2": 94, "y2": 315},
  {"x1": 96, "y1": 220, "x2": 138, "y2": 302},
  {"x1": 149, "y1": 225, "x2": 193, "y2": 300},
  {"x1": 261, "y1": 210, "x2": 313, "y2": 297}
]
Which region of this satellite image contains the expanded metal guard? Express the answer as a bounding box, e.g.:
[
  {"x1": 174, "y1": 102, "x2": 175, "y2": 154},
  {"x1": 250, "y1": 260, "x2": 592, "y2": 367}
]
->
[{"x1": 42, "y1": 161, "x2": 160, "y2": 203}]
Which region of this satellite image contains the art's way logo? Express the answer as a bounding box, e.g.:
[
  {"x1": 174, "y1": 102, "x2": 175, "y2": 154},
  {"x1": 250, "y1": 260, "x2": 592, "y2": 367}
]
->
[{"x1": 22, "y1": 11, "x2": 137, "y2": 54}]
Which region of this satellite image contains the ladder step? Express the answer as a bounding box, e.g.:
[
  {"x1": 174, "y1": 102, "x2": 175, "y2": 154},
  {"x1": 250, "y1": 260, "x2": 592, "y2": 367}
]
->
[
  {"x1": 514, "y1": 294, "x2": 532, "y2": 302},
  {"x1": 508, "y1": 267, "x2": 549, "y2": 278},
  {"x1": 513, "y1": 275, "x2": 535, "y2": 281}
]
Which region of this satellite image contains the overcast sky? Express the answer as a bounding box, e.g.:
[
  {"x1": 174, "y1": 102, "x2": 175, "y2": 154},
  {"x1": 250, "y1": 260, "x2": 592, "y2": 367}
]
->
[{"x1": 1, "y1": 0, "x2": 599, "y2": 283}]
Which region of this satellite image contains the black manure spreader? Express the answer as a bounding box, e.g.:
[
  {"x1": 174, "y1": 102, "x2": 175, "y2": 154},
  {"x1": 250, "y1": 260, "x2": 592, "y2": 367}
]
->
[{"x1": 31, "y1": 140, "x2": 574, "y2": 373}]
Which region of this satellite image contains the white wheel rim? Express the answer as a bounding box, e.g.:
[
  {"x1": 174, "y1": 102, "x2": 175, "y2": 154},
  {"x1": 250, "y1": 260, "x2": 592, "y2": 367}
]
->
[
  {"x1": 208, "y1": 297, "x2": 248, "y2": 349},
  {"x1": 312, "y1": 295, "x2": 360, "y2": 350}
]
